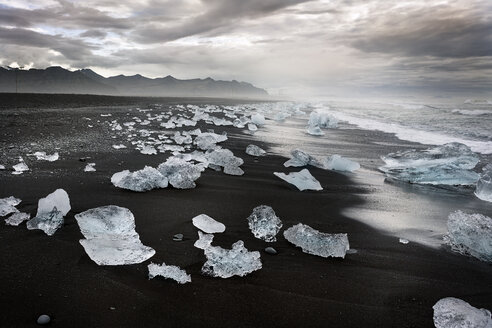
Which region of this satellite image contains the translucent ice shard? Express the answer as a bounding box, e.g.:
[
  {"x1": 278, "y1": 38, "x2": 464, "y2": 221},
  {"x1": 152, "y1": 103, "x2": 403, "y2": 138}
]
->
[
  {"x1": 201, "y1": 241, "x2": 262, "y2": 278},
  {"x1": 308, "y1": 111, "x2": 338, "y2": 129},
  {"x1": 12, "y1": 161, "x2": 29, "y2": 175},
  {"x1": 0, "y1": 196, "x2": 21, "y2": 216},
  {"x1": 26, "y1": 207, "x2": 64, "y2": 236},
  {"x1": 111, "y1": 166, "x2": 168, "y2": 192},
  {"x1": 284, "y1": 149, "x2": 322, "y2": 168},
  {"x1": 205, "y1": 148, "x2": 244, "y2": 176},
  {"x1": 475, "y1": 164, "x2": 492, "y2": 202},
  {"x1": 380, "y1": 143, "x2": 480, "y2": 185},
  {"x1": 306, "y1": 125, "x2": 325, "y2": 136},
  {"x1": 148, "y1": 262, "x2": 191, "y2": 284},
  {"x1": 248, "y1": 123, "x2": 258, "y2": 131},
  {"x1": 322, "y1": 155, "x2": 360, "y2": 172},
  {"x1": 194, "y1": 231, "x2": 214, "y2": 249},
  {"x1": 283, "y1": 223, "x2": 349, "y2": 258},
  {"x1": 445, "y1": 210, "x2": 492, "y2": 262},
  {"x1": 84, "y1": 163, "x2": 96, "y2": 172},
  {"x1": 5, "y1": 212, "x2": 30, "y2": 226},
  {"x1": 194, "y1": 132, "x2": 227, "y2": 150},
  {"x1": 250, "y1": 113, "x2": 266, "y2": 126},
  {"x1": 245, "y1": 144, "x2": 266, "y2": 157},
  {"x1": 33, "y1": 151, "x2": 59, "y2": 161},
  {"x1": 274, "y1": 169, "x2": 323, "y2": 191},
  {"x1": 192, "y1": 214, "x2": 226, "y2": 233},
  {"x1": 157, "y1": 157, "x2": 204, "y2": 189},
  {"x1": 74, "y1": 205, "x2": 155, "y2": 265},
  {"x1": 433, "y1": 297, "x2": 492, "y2": 328},
  {"x1": 247, "y1": 205, "x2": 283, "y2": 242}
]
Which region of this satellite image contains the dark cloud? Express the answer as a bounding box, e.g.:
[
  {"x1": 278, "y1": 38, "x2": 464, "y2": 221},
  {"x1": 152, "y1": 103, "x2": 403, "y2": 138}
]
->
[{"x1": 80, "y1": 29, "x2": 107, "y2": 39}]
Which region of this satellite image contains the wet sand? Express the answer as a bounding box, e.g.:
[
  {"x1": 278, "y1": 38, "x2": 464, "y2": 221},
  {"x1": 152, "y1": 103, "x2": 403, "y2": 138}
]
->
[{"x1": 0, "y1": 94, "x2": 491, "y2": 327}]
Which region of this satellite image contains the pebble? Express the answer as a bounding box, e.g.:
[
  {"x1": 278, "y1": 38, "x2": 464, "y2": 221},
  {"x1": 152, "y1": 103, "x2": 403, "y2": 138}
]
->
[
  {"x1": 264, "y1": 247, "x2": 277, "y2": 255},
  {"x1": 346, "y1": 249, "x2": 358, "y2": 254},
  {"x1": 173, "y1": 233, "x2": 183, "y2": 241},
  {"x1": 37, "y1": 314, "x2": 50, "y2": 325}
]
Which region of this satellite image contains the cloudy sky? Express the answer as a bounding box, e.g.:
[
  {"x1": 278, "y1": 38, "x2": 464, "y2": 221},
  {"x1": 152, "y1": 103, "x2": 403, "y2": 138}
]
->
[{"x1": 0, "y1": 0, "x2": 491, "y2": 98}]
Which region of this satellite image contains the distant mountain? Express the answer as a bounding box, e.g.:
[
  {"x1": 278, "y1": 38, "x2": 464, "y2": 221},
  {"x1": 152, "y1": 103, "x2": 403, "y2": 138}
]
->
[{"x1": 0, "y1": 66, "x2": 268, "y2": 99}]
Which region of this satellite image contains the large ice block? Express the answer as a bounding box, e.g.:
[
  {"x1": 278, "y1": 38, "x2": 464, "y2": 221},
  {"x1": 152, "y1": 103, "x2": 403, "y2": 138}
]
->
[
  {"x1": 205, "y1": 148, "x2": 244, "y2": 176},
  {"x1": 157, "y1": 157, "x2": 204, "y2": 189},
  {"x1": 111, "y1": 166, "x2": 168, "y2": 192},
  {"x1": 247, "y1": 205, "x2": 283, "y2": 242},
  {"x1": 433, "y1": 297, "x2": 492, "y2": 328},
  {"x1": 475, "y1": 164, "x2": 492, "y2": 202}
]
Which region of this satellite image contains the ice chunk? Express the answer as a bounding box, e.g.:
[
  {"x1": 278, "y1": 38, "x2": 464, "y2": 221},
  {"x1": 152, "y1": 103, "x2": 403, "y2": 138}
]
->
[
  {"x1": 251, "y1": 113, "x2": 266, "y2": 126},
  {"x1": 192, "y1": 214, "x2": 225, "y2": 233},
  {"x1": 380, "y1": 143, "x2": 480, "y2": 185},
  {"x1": 157, "y1": 157, "x2": 204, "y2": 189},
  {"x1": 173, "y1": 131, "x2": 192, "y2": 145},
  {"x1": 274, "y1": 169, "x2": 323, "y2": 191},
  {"x1": 283, "y1": 223, "x2": 349, "y2": 258},
  {"x1": 201, "y1": 241, "x2": 262, "y2": 278},
  {"x1": 445, "y1": 210, "x2": 492, "y2": 262},
  {"x1": 248, "y1": 123, "x2": 258, "y2": 131},
  {"x1": 36, "y1": 189, "x2": 71, "y2": 217},
  {"x1": 194, "y1": 231, "x2": 214, "y2": 249},
  {"x1": 26, "y1": 207, "x2": 64, "y2": 236},
  {"x1": 12, "y1": 162, "x2": 29, "y2": 175},
  {"x1": 0, "y1": 164, "x2": 5, "y2": 170},
  {"x1": 140, "y1": 145, "x2": 157, "y2": 155},
  {"x1": 5, "y1": 212, "x2": 30, "y2": 226},
  {"x1": 84, "y1": 163, "x2": 96, "y2": 172},
  {"x1": 308, "y1": 111, "x2": 338, "y2": 129},
  {"x1": 245, "y1": 144, "x2": 266, "y2": 157},
  {"x1": 247, "y1": 205, "x2": 283, "y2": 242},
  {"x1": 399, "y1": 238, "x2": 409, "y2": 244},
  {"x1": 33, "y1": 151, "x2": 59, "y2": 161},
  {"x1": 111, "y1": 166, "x2": 168, "y2": 192},
  {"x1": 205, "y1": 148, "x2": 244, "y2": 175},
  {"x1": 112, "y1": 144, "x2": 127, "y2": 149},
  {"x1": 148, "y1": 262, "x2": 191, "y2": 284},
  {"x1": 194, "y1": 132, "x2": 227, "y2": 150},
  {"x1": 433, "y1": 297, "x2": 492, "y2": 328},
  {"x1": 306, "y1": 125, "x2": 325, "y2": 136},
  {"x1": 74, "y1": 205, "x2": 155, "y2": 265},
  {"x1": 284, "y1": 149, "x2": 322, "y2": 168},
  {"x1": 323, "y1": 155, "x2": 360, "y2": 172},
  {"x1": 0, "y1": 196, "x2": 21, "y2": 216},
  {"x1": 475, "y1": 164, "x2": 492, "y2": 202}
]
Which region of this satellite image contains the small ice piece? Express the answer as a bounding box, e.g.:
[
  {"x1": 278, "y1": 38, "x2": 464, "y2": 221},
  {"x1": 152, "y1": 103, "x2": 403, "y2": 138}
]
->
[
  {"x1": 194, "y1": 231, "x2": 214, "y2": 249},
  {"x1": 111, "y1": 166, "x2": 168, "y2": 192},
  {"x1": 0, "y1": 164, "x2": 5, "y2": 170},
  {"x1": 380, "y1": 142, "x2": 480, "y2": 185},
  {"x1": 192, "y1": 214, "x2": 226, "y2": 233},
  {"x1": 323, "y1": 155, "x2": 360, "y2": 172},
  {"x1": 274, "y1": 169, "x2": 323, "y2": 191},
  {"x1": 148, "y1": 262, "x2": 191, "y2": 284},
  {"x1": 172, "y1": 131, "x2": 192, "y2": 145},
  {"x1": 306, "y1": 125, "x2": 325, "y2": 136},
  {"x1": 112, "y1": 144, "x2": 127, "y2": 149},
  {"x1": 33, "y1": 151, "x2": 59, "y2": 161},
  {"x1": 36, "y1": 189, "x2": 71, "y2": 217},
  {"x1": 74, "y1": 205, "x2": 155, "y2": 265},
  {"x1": 433, "y1": 297, "x2": 492, "y2": 328},
  {"x1": 247, "y1": 205, "x2": 283, "y2": 242},
  {"x1": 245, "y1": 144, "x2": 266, "y2": 157},
  {"x1": 445, "y1": 210, "x2": 492, "y2": 262},
  {"x1": 205, "y1": 148, "x2": 244, "y2": 176},
  {"x1": 194, "y1": 132, "x2": 227, "y2": 150},
  {"x1": 157, "y1": 157, "x2": 204, "y2": 189},
  {"x1": 26, "y1": 207, "x2": 64, "y2": 236},
  {"x1": 284, "y1": 149, "x2": 322, "y2": 168},
  {"x1": 0, "y1": 196, "x2": 21, "y2": 216},
  {"x1": 140, "y1": 145, "x2": 157, "y2": 155},
  {"x1": 201, "y1": 241, "x2": 262, "y2": 278},
  {"x1": 12, "y1": 162, "x2": 29, "y2": 175},
  {"x1": 84, "y1": 163, "x2": 96, "y2": 172},
  {"x1": 250, "y1": 113, "x2": 266, "y2": 126},
  {"x1": 475, "y1": 164, "x2": 492, "y2": 202},
  {"x1": 247, "y1": 123, "x2": 258, "y2": 131},
  {"x1": 399, "y1": 238, "x2": 409, "y2": 244},
  {"x1": 283, "y1": 223, "x2": 349, "y2": 258},
  {"x1": 5, "y1": 212, "x2": 30, "y2": 226}
]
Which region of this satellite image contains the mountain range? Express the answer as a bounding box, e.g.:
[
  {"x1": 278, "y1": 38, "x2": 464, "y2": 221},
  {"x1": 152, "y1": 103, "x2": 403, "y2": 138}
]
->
[{"x1": 0, "y1": 66, "x2": 268, "y2": 99}]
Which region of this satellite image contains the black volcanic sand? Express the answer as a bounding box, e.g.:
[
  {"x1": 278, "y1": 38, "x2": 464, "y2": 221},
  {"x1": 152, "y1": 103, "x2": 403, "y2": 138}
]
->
[{"x1": 0, "y1": 94, "x2": 491, "y2": 328}]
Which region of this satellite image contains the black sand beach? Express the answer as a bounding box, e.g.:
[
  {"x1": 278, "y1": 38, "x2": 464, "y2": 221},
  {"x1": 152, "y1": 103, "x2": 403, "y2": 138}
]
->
[{"x1": 0, "y1": 94, "x2": 491, "y2": 327}]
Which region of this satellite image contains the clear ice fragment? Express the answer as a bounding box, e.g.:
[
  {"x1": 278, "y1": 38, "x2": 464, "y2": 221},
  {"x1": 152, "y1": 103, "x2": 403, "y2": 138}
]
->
[
  {"x1": 192, "y1": 214, "x2": 225, "y2": 233},
  {"x1": 247, "y1": 205, "x2": 283, "y2": 242},
  {"x1": 245, "y1": 144, "x2": 266, "y2": 157},
  {"x1": 111, "y1": 166, "x2": 168, "y2": 192},
  {"x1": 274, "y1": 169, "x2": 323, "y2": 191},
  {"x1": 5, "y1": 212, "x2": 30, "y2": 226},
  {"x1": 433, "y1": 297, "x2": 492, "y2": 328},
  {"x1": 148, "y1": 262, "x2": 191, "y2": 284},
  {"x1": 475, "y1": 164, "x2": 492, "y2": 202},
  {"x1": 322, "y1": 155, "x2": 360, "y2": 172}
]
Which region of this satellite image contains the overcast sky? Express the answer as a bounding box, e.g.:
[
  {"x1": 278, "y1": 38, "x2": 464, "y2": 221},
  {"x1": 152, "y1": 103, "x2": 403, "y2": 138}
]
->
[{"x1": 0, "y1": 0, "x2": 491, "y2": 98}]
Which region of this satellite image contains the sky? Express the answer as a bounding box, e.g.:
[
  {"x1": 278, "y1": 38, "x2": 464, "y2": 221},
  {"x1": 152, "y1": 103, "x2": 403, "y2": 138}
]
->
[{"x1": 0, "y1": 0, "x2": 491, "y2": 99}]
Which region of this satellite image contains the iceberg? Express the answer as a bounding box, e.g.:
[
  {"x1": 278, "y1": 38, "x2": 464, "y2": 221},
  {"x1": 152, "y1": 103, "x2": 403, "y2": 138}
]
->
[
  {"x1": 322, "y1": 155, "x2": 360, "y2": 172},
  {"x1": 201, "y1": 241, "x2": 262, "y2": 278},
  {"x1": 247, "y1": 205, "x2": 283, "y2": 242},
  {"x1": 380, "y1": 143, "x2": 480, "y2": 185},
  {"x1": 148, "y1": 262, "x2": 191, "y2": 284},
  {"x1": 274, "y1": 169, "x2": 323, "y2": 191},
  {"x1": 5, "y1": 212, "x2": 30, "y2": 226},
  {"x1": 245, "y1": 144, "x2": 266, "y2": 157},
  {"x1": 74, "y1": 205, "x2": 155, "y2": 265},
  {"x1": 251, "y1": 113, "x2": 266, "y2": 126},
  {"x1": 445, "y1": 210, "x2": 492, "y2": 262},
  {"x1": 192, "y1": 214, "x2": 225, "y2": 233},
  {"x1": 0, "y1": 196, "x2": 21, "y2": 216},
  {"x1": 284, "y1": 149, "x2": 322, "y2": 168},
  {"x1": 475, "y1": 164, "x2": 492, "y2": 202},
  {"x1": 33, "y1": 151, "x2": 59, "y2": 161},
  {"x1": 194, "y1": 231, "x2": 214, "y2": 249},
  {"x1": 283, "y1": 223, "x2": 349, "y2": 258},
  {"x1": 26, "y1": 189, "x2": 71, "y2": 236},
  {"x1": 205, "y1": 148, "x2": 244, "y2": 176},
  {"x1": 84, "y1": 163, "x2": 96, "y2": 172},
  {"x1": 111, "y1": 166, "x2": 168, "y2": 192},
  {"x1": 433, "y1": 297, "x2": 492, "y2": 328},
  {"x1": 157, "y1": 157, "x2": 204, "y2": 189}
]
